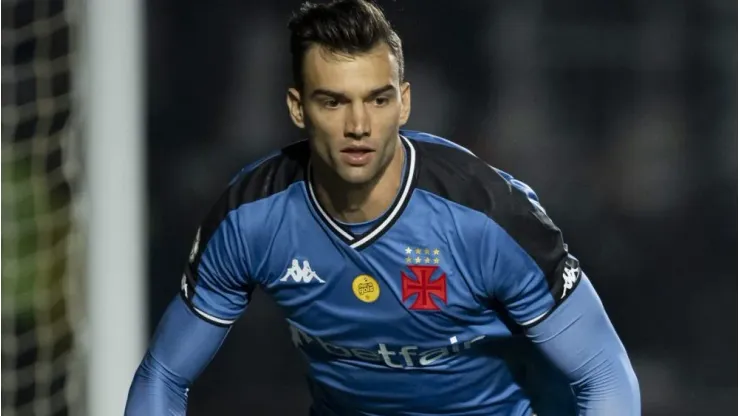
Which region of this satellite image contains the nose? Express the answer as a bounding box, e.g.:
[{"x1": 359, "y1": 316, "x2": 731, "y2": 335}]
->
[{"x1": 344, "y1": 101, "x2": 370, "y2": 139}]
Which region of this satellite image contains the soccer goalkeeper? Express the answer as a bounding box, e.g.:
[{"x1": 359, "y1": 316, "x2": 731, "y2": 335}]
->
[{"x1": 126, "y1": 1, "x2": 640, "y2": 414}]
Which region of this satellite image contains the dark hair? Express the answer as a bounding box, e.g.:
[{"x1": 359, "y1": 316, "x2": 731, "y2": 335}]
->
[{"x1": 288, "y1": 0, "x2": 404, "y2": 90}]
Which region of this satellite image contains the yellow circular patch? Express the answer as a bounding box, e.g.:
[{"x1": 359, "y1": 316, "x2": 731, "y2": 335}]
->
[{"x1": 352, "y1": 275, "x2": 380, "y2": 303}]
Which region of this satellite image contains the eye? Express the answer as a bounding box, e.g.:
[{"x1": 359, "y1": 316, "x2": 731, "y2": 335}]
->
[
  {"x1": 374, "y1": 97, "x2": 390, "y2": 106},
  {"x1": 323, "y1": 99, "x2": 340, "y2": 109}
]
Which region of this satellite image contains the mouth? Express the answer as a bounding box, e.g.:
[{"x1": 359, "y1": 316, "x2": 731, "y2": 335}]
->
[
  {"x1": 340, "y1": 145, "x2": 374, "y2": 154},
  {"x1": 339, "y1": 146, "x2": 375, "y2": 166}
]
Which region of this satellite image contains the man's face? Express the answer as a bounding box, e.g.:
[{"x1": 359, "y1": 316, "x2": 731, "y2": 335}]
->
[{"x1": 287, "y1": 43, "x2": 411, "y2": 185}]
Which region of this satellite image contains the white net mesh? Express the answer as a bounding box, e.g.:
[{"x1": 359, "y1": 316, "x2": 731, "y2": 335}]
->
[{"x1": 2, "y1": 0, "x2": 84, "y2": 414}]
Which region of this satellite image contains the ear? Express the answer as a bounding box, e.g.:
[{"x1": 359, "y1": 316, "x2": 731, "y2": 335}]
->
[
  {"x1": 399, "y1": 81, "x2": 411, "y2": 126},
  {"x1": 286, "y1": 88, "x2": 305, "y2": 128}
]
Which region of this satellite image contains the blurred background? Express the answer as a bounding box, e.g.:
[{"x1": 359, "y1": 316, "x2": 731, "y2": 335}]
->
[{"x1": 2, "y1": 0, "x2": 737, "y2": 415}]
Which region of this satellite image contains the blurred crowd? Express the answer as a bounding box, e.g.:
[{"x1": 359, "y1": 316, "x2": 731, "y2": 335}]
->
[{"x1": 145, "y1": 1, "x2": 737, "y2": 415}]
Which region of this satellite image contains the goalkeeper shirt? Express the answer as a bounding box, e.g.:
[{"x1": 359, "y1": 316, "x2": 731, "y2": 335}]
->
[{"x1": 126, "y1": 130, "x2": 640, "y2": 415}]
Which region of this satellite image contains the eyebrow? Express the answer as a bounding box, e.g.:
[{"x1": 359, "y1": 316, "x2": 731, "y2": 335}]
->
[{"x1": 310, "y1": 84, "x2": 396, "y2": 100}]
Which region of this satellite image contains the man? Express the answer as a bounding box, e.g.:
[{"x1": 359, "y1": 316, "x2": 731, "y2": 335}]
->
[{"x1": 125, "y1": 1, "x2": 640, "y2": 415}]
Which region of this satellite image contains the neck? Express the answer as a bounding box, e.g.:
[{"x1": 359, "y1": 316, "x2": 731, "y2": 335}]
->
[{"x1": 312, "y1": 137, "x2": 405, "y2": 224}]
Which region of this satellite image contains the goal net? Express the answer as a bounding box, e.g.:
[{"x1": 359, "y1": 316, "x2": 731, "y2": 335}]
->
[{"x1": 2, "y1": 0, "x2": 85, "y2": 414}]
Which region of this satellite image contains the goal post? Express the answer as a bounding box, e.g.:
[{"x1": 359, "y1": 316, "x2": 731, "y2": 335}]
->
[{"x1": 83, "y1": 0, "x2": 147, "y2": 414}]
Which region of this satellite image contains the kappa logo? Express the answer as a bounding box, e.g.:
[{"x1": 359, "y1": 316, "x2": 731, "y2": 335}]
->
[
  {"x1": 180, "y1": 274, "x2": 189, "y2": 298},
  {"x1": 280, "y1": 259, "x2": 325, "y2": 284},
  {"x1": 561, "y1": 256, "x2": 581, "y2": 299},
  {"x1": 188, "y1": 228, "x2": 201, "y2": 264}
]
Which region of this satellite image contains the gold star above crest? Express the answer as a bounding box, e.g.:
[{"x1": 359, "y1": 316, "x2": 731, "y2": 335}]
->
[
  {"x1": 424, "y1": 257, "x2": 431, "y2": 263},
  {"x1": 433, "y1": 257, "x2": 440, "y2": 264},
  {"x1": 415, "y1": 256, "x2": 421, "y2": 263},
  {"x1": 415, "y1": 248, "x2": 422, "y2": 254},
  {"x1": 424, "y1": 248, "x2": 430, "y2": 254},
  {"x1": 405, "y1": 256, "x2": 412, "y2": 263},
  {"x1": 405, "y1": 247, "x2": 412, "y2": 255},
  {"x1": 433, "y1": 249, "x2": 440, "y2": 256}
]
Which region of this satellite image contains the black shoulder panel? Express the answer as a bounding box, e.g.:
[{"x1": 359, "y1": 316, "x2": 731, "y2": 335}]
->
[
  {"x1": 199, "y1": 140, "x2": 309, "y2": 238},
  {"x1": 184, "y1": 140, "x2": 309, "y2": 285},
  {"x1": 229, "y1": 141, "x2": 308, "y2": 205},
  {"x1": 413, "y1": 140, "x2": 572, "y2": 306}
]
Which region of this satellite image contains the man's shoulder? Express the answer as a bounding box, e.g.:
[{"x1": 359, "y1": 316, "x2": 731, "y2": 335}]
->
[
  {"x1": 196, "y1": 140, "x2": 308, "y2": 239},
  {"x1": 402, "y1": 129, "x2": 477, "y2": 157},
  {"x1": 406, "y1": 130, "x2": 544, "y2": 221},
  {"x1": 226, "y1": 139, "x2": 309, "y2": 206}
]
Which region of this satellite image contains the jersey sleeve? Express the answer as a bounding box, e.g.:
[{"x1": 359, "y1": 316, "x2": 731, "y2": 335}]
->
[
  {"x1": 480, "y1": 174, "x2": 582, "y2": 327},
  {"x1": 125, "y1": 295, "x2": 230, "y2": 415},
  {"x1": 179, "y1": 147, "x2": 306, "y2": 326},
  {"x1": 180, "y1": 194, "x2": 254, "y2": 326},
  {"x1": 525, "y1": 275, "x2": 641, "y2": 414}
]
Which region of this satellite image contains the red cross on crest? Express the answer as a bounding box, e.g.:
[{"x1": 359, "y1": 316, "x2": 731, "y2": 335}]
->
[{"x1": 401, "y1": 265, "x2": 447, "y2": 311}]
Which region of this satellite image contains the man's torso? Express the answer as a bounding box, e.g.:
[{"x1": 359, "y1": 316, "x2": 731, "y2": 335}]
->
[{"x1": 184, "y1": 131, "x2": 575, "y2": 415}]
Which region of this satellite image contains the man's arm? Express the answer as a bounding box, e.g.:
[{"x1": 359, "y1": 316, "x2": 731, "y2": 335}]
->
[
  {"x1": 525, "y1": 274, "x2": 640, "y2": 415},
  {"x1": 126, "y1": 181, "x2": 257, "y2": 414},
  {"x1": 488, "y1": 232, "x2": 642, "y2": 414},
  {"x1": 125, "y1": 295, "x2": 230, "y2": 415},
  {"x1": 479, "y1": 172, "x2": 640, "y2": 414}
]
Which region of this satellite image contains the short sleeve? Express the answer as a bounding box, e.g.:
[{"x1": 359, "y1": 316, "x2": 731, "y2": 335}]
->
[
  {"x1": 181, "y1": 204, "x2": 253, "y2": 327},
  {"x1": 480, "y1": 180, "x2": 583, "y2": 328}
]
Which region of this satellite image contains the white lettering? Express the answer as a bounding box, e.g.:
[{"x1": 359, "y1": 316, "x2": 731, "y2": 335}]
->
[
  {"x1": 350, "y1": 348, "x2": 382, "y2": 362},
  {"x1": 317, "y1": 337, "x2": 352, "y2": 358},
  {"x1": 464, "y1": 335, "x2": 486, "y2": 349},
  {"x1": 289, "y1": 326, "x2": 486, "y2": 369},
  {"x1": 377, "y1": 343, "x2": 404, "y2": 368},
  {"x1": 399, "y1": 346, "x2": 418, "y2": 367},
  {"x1": 418, "y1": 347, "x2": 449, "y2": 366}
]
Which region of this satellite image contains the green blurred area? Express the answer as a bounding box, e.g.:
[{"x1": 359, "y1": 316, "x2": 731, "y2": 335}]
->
[{"x1": 1, "y1": 147, "x2": 72, "y2": 323}]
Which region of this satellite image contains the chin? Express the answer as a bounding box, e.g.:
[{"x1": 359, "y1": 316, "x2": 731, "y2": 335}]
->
[{"x1": 336, "y1": 166, "x2": 378, "y2": 185}]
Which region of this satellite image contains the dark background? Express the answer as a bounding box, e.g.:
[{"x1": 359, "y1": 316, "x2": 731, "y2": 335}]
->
[{"x1": 145, "y1": 1, "x2": 737, "y2": 415}]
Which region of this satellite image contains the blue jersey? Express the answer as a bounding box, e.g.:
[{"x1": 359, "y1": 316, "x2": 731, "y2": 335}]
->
[{"x1": 180, "y1": 130, "x2": 583, "y2": 415}]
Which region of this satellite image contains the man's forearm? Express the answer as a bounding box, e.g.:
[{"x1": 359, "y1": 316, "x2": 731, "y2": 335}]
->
[
  {"x1": 125, "y1": 295, "x2": 230, "y2": 415},
  {"x1": 526, "y1": 275, "x2": 641, "y2": 415},
  {"x1": 126, "y1": 351, "x2": 189, "y2": 415}
]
